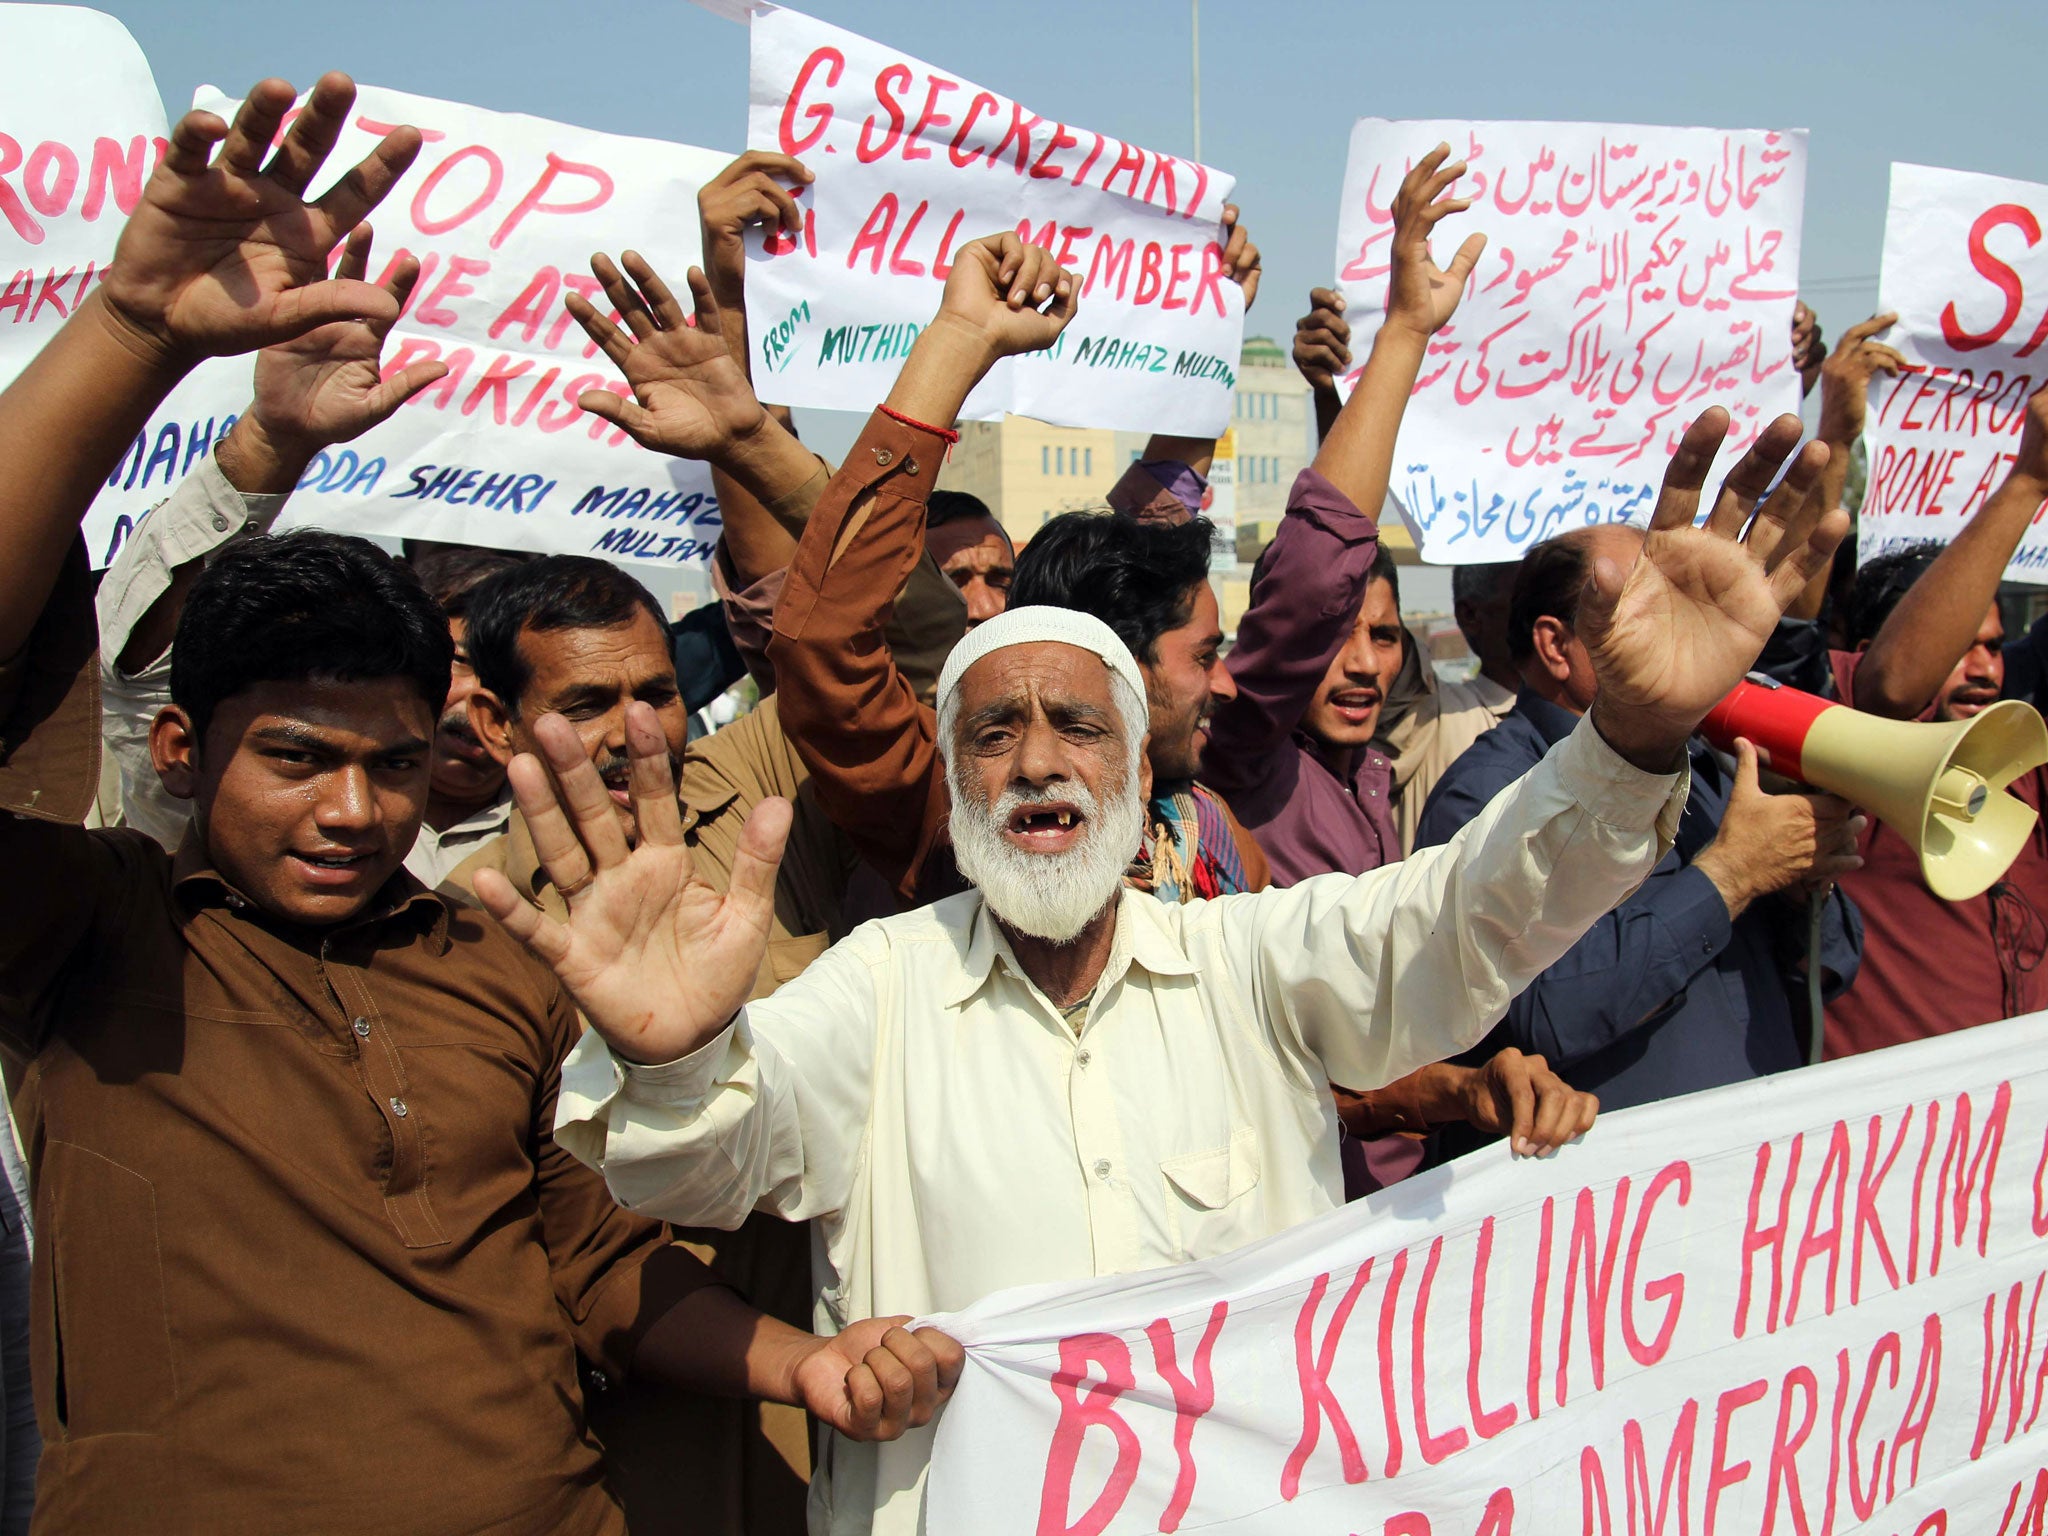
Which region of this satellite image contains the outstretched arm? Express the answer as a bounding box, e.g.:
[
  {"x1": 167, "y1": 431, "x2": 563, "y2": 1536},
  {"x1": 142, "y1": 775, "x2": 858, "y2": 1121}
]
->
[
  {"x1": 1207, "y1": 146, "x2": 1481, "y2": 782},
  {"x1": 0, "y1": 74, "x2": 420, "y2": 658},
  {"x1": 1857, "y1": 384, "x2": 2048, "y2": 718},
  {"x1": 1236, "y1": 408, "x2": 1847, "y2": 1091},
  {"x1": 767, "y1": 235, "x2": 1078, "y2": 898},
  {"x1": 105, "y1": 228, "x2": 447, "y2": 676}
]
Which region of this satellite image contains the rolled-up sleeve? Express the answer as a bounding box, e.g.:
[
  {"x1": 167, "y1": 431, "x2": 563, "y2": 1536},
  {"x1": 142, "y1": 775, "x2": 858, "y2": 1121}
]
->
[
  {"x1": 97, "y1": 451, "x2": 286, "y2": 849},
  {"x1": 555, "y1": 931, "x2": 882, "y2": 1232},
  {"x1": 1228, "y1": 713, "x2": 1687, "y2": 1094}
]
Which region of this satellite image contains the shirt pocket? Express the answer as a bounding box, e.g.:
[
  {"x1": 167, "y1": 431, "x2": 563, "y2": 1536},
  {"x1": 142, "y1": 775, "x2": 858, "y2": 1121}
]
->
[
  {"x1": 38, "y1": 1139, "x2": 176, "y2": 1440},
  {"x1": 1159, "y1": 1126, "x2": 1263, "y2": 1262}
]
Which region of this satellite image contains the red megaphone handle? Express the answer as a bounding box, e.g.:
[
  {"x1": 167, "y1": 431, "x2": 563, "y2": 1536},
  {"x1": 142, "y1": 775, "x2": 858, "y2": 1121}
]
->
[{"x1": 1697, "y1": 680, "x2": 1837, "y2": 783}]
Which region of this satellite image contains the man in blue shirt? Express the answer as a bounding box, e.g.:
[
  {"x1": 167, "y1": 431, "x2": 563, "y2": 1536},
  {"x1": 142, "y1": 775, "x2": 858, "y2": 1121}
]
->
[{"x1": 1416, "y1": 524, "x2": 1867, "y2": 1116}]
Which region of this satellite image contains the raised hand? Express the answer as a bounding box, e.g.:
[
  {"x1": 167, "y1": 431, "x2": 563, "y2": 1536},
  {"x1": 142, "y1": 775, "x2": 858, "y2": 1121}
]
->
[
  {"x1": 472, "y1": 702, "x2": 790, "y2": 1066},
  {"x1": 791, "y1": 1317, "x2": 965, "y2": 1442},
  {"x1": 1580, "y1": 410, "x2": 1848, "y2": 771},
  {"x1": 1293, "y1": 287, "x2": 1352, "y2": 392},
  {"x1": 566, "y1": 252, "x2": 771, "y2": 459},
  {"x1": 1791, "y1": 300, "x2": 1827, "y2": 396},
  {"x1": 100, "y1": 73, "x2": 422, "y2": 363},
  {"x1": 1219, "y1": 202, "x2": 1261, "y2": 309},
  {"x1": 1694, "y1": 740, "x2": 1864, "y2": 916},
  {"x1": 699, "y1": 151, "x2": 811, "y2": 299},
  {"x1": 246, "y1": 228, "x2": 448, "y2": 452},
  {"x1": 1384, "y1": 143, "x2": 1487, "y2": 342},
  {"x1": 1814, "y1": 313, "x2": 1906, "y2": 449},
  {"x1": 936, "y1": 233, "x2": 1078, "y2": 359}
]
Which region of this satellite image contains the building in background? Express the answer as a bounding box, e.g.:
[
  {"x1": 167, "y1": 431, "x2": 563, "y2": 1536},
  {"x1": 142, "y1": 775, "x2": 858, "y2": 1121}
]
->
[{"x1": 942, "y1": 418, "x2": 1121, "y2": 547}]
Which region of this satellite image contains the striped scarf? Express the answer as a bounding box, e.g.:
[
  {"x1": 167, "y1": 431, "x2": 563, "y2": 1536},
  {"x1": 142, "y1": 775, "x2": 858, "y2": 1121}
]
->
[{"x1": 1128, "y1": 785, "x2": 1251, "y2": 904}]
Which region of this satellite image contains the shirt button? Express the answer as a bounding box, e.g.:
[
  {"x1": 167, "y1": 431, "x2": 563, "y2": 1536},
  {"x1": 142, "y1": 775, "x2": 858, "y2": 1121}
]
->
[
  {"x1": 1075, "y1": 1049, "x2": 1092, "y2": 1068},
  {"x1": 389, "y1": 1097, "x2": 409, "y2": 1119},
  {"x1": 353, "y1": 1017, "x2": 371, "y2": 1039},
  {"x1": 903, "y1": 455, "x2": 919, "y2": 476},
  {"x1": 1093, "y1": 1158, "x2": 1112, "y2": 1180},
  {"x1": 210, "y1": 512, "x2": 230, "y2": 531},
  {"x1": 874, "y1": 447, "x2": 895, "y2": 467}
]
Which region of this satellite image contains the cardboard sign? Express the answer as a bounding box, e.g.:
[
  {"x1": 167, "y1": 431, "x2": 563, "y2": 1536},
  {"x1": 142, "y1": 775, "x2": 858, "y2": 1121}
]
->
[
  {"x1": 743, "y1": 6, "x2": 1243, "y2": 435},
  {"x1": 88, "y1": 83, "x2": 730, "y2": 571},
  {"x1": 1863, "y1": 164, "x2": 2048, "y2": 584},
  {"x1": 1332, "y1": 120, "x2": 1807, "y2": 564},
  {"x1": 927, "y1": 1010, "x2": 2048, "y2": 1533}
]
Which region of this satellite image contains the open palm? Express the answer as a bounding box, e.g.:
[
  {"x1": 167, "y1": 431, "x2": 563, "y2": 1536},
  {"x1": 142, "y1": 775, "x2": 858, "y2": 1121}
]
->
[
  {"x1": 103, "y1": 73, "x2": 421, "y2": 360},
  {"x1": 249, "y1": 228, "x2": 448, "y2": 448},
  {"x1": 1384, "y1": 143, "x2": 1487, "y2": 340},
  {"x1": 566, "y1": 252, "x2": 768, "y2": 459},
  {"x1": 1581, "y1": 410, "x2": 1847, "y2": 761},
  {"x1": 472, "y1": 706, "x2": 788, "y2": 1066}
]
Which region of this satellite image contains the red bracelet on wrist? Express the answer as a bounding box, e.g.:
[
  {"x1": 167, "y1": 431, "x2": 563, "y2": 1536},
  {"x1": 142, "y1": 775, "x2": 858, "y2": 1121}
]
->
[{"x1": 877, "y1": 403, "x2": 960, "y2": 445}]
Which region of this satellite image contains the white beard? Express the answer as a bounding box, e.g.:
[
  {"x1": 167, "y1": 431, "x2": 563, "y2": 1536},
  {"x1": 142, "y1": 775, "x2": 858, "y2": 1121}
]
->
[{"x1": 946, "y1": 770, "x2": 1144, "y2": 944}]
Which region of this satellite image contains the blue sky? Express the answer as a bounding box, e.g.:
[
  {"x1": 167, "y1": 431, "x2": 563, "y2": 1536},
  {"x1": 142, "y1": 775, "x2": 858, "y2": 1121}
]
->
[
  {"x1": 104, "y1": 0, "x2": 2045, "y2": 485},
  {"x1": 111, "y1": 0, "x2": 2044, "y2": 338}
]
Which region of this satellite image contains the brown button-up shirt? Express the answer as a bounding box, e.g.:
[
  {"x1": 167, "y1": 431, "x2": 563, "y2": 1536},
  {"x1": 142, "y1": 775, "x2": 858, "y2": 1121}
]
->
[{"x1": 0, "y1": 555, "x2": 710, "y2": 1536}]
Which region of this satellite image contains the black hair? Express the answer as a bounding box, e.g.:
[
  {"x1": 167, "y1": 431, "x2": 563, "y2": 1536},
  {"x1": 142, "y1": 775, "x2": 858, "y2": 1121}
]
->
[
  {"x1": 408, "y1": 543, "x2": 532, "y2": 621},
  {"x1": 1451, "y1": 560, "x2": 1516, "y2": 614},
  {"x1": 1009, "y1": 510, "x2": 1215, "y2": 663},
  {"x1": 1841, "y1": 541, "x2": 1946, "y2": 649},
  {"x1": 1249, "y1": 537, "x2": 1400, "y2": 610},
  {"x1": 1508, "y1": 531, "x2": 1598, "y2": 662},
  {"x1": 171, "y1": 531, "x2": 453, "y2": 744},
  {"x1": 927, "y1": 489, "x2": 1000, "y2": 533},
  {"x1": 464, "y1": 555, "x2": 669, "y2": 713}
]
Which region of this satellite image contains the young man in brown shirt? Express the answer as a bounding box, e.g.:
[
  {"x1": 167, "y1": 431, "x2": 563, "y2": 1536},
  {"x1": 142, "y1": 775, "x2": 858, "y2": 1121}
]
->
[{"x1": 0, "y1": 73, "x2": 953, "y2": 1535}]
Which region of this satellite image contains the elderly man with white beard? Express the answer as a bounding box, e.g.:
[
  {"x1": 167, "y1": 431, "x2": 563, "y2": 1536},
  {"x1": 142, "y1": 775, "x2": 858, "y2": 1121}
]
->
[{"x1": 477, "y1": 378, "x2": 1843, "y2": 1529}]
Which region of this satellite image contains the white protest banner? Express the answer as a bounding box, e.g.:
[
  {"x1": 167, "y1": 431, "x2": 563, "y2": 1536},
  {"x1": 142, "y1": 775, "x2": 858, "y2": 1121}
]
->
[
  {"x1": 927, "y1": 1010, "x2": 2048, "y2": 1535},
  {"x1": 742, "y1": 6, "x2": 1242, "y2": 435},
  {"x1": 0, "y1": 5, "x2": 167, "y2": 389},
  {"x1": 1332, "y1": 121, "x2": 1807, "y2": 564},
  {"x1": 1863, "y1": 164, "x2": 2048, "y2": 584},
  {"x1": 89, "y1": 84, "x2": 730, "y2": 573}
]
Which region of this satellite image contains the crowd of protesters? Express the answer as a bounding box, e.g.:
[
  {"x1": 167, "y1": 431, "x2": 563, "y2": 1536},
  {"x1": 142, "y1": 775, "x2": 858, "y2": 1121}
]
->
[{"x1": 0, "y1": 68, "x2": 2041, "y2": 1536}]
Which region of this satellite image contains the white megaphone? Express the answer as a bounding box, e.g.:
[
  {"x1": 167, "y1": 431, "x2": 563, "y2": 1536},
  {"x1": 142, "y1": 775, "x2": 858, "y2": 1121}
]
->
[{"x1": 1699, "y1": 678, "x2": 2048, "y2": 901}]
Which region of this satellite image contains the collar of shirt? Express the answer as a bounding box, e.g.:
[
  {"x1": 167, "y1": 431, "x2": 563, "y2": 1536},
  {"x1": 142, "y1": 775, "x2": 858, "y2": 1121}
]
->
[
  {"x1": 433, "y1": 784, "x2": 514, "y2": 842},
  {"x1": 940, "y1": 888, "x2": 1199, "y2": 1010},
  {"x1": 169, "y1": 825, "x2": 453, "y2": 954},
  {"x1": 1513, "y1": 688, "x2": 1586, "y2": 749},
  {"x1": 1296, "y1": 728, "x2": 1395, "y2": 797}
]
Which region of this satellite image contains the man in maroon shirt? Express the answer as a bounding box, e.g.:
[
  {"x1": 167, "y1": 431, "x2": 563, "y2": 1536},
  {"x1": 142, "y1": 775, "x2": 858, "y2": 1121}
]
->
[{"x1": 1811, "y1": 383, "x2": 2048, "y2": 1056}]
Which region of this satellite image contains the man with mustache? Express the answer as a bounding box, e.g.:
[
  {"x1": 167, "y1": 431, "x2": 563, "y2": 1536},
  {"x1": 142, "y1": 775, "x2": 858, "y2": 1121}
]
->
[
  {"x1": 404, "y1": 544, "x2": 527, "y2": 882},
  {"x1": 0, "y1": 74, "x2": 948, "y2": 1535},
  {"x1": 478, "y1": 154, "x2": 1850, "y2": 1536},
  {"x1": 1417, "y1": 518, "x2": 1866, "y2": 1119},
  {"x1": 1770, "y1": 376, "x2": 2048, "y2": 1058}
]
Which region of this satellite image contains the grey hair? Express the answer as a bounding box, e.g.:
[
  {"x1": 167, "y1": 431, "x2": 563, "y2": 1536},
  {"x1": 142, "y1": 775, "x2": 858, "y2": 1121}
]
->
[{"x1": 938, "y1": 661, "x2": 1148, "y2": 785}]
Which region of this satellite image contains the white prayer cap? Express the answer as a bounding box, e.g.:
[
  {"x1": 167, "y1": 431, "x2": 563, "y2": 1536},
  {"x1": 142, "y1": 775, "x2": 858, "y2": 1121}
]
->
[{"x1": 935, "y1": 605, "x2": 1147, "y2": 725}]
